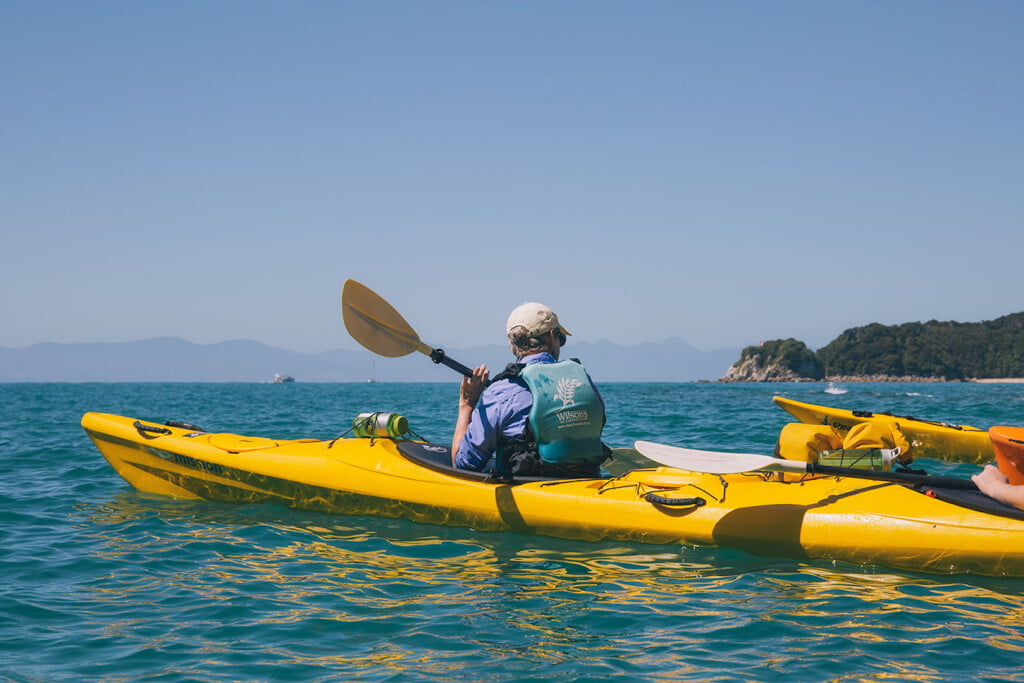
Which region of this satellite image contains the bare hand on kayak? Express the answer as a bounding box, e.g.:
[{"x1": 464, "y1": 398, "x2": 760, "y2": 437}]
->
[{"x1": 973, "y1": 464, "x2": 1024, "y2": 510}]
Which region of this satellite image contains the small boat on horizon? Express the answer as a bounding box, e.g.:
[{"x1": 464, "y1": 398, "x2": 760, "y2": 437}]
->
[{"x1": 272, "y1": 374, "x2": 295, "y2": 383}]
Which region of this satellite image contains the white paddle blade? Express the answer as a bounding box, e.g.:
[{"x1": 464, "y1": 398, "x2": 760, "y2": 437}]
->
[
  {"x1": 341, "y1": 280, "x2": 432, "y2": 358},
  {"x1": 633, "y1": 440, "x2": 810, "y2": 475}
]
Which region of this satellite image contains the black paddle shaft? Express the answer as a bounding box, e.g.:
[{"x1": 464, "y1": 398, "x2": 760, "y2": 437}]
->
[
  {"x1": 810, "y1": 463, "x2": 979, "y2": 491},
  {"x1": 430, "y1": 348, "x2": 473, "y2": 377}
]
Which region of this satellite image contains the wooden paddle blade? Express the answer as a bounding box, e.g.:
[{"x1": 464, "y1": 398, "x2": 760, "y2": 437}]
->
[
  {"x1": 341, "y1": 279, "x2": 432, "y2": 358},
  {"x1": 634, "y1": 440, "x2": 807, "y2": 474}
]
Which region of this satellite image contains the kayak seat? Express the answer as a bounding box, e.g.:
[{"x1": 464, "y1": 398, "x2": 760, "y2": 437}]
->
[{"x1": 396, "y1": 441, "x2": 563, "y2": 484}]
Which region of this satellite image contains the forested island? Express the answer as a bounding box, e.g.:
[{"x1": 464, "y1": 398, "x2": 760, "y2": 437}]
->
[{"x1": 720, "y1": 312, "x2": 1024, "y2": 382}]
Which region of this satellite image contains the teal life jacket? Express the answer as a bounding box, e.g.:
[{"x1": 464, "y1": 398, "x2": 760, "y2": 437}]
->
[{"x1": 511, "y1": 359, "x2": 606, "y2": 464}]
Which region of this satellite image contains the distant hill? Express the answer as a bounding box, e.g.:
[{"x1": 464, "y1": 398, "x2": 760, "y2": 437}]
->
[
  {"x1": 0, "y1": 337, "x2": 739, "y2": 383},
  {"x1": 816, "y1": 313, "x2": 1024, "y2": 380},
  {"x1": 721, "y1": 313, "x2": 1024, "y2": 381},
  {"x1": 720, "y1": 338, "x2": 824, "y2": 382}
]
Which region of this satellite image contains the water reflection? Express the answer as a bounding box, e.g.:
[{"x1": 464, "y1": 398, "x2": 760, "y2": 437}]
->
[{"x1": 65, "y1": 489, "x2": 1024, "y2": 680}]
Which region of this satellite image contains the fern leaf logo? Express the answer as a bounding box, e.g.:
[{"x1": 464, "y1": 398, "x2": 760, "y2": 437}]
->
[{"x1": 554, "y1": 377, "x2": 584, "y2": 407}]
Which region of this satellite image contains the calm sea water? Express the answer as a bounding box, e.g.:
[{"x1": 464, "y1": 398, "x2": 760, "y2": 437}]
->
[{"x1": 3, "y1": 381, "x2": 1024, "y2": 681}]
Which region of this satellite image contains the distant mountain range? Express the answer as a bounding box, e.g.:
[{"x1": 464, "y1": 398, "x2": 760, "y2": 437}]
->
[{"x1": 0, "y1": 337, "x2": 740, "y2": 383}]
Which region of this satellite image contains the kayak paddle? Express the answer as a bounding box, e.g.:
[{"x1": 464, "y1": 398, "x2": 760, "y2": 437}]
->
[
  {"x1": 342, "y1": 279, "x2": 661, "y2": 470},
  {"x1": 634, "y1": 440, "x2": 980, "y2": 491},
  {"x1": 341, "y1": 279, "x2": 474, "y2": 377},
  {"x1": 341, "y1": 279, "x2": 652, "y2": 470}
]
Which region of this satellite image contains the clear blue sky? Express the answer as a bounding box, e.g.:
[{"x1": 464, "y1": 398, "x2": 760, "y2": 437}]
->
[{"x1": 3, "y1": 1, "x2": 1022, "y2": 354}]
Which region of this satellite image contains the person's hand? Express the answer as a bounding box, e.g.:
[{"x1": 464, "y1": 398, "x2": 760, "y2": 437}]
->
[
  {"x1": 452, "y1": 364, "x2": 490, "y2": 463},
  {"x1": 971, "y1": 463, "x2": 1024, "y2": 510},
  {"x1": 459, "y1": 364, "x2": 489, "y2": 408},
  {"x1": 973, "y1": 464, "x2": 1009, "y2": 494}
]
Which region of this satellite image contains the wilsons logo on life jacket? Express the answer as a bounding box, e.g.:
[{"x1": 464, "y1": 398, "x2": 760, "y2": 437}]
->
[
  {"x1": 556, "y1": 409, "x2": 590, "y2": 425},
  {"x1": 554, "y1": 377, "x2": 590, "y2": 425}
]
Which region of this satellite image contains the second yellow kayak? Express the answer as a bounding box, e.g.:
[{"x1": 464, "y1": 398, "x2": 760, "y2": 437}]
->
[{"x1": 773, "y1": 396, "x2": 993, "y2": 464}]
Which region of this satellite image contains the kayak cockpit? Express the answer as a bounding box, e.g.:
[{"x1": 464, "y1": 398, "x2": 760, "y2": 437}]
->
[{"x1": 395, "y1": 441, "x2": 573, "y2": 484}]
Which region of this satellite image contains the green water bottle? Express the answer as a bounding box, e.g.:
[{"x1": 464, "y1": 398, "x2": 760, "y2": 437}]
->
[
  {"x1": 815, "y1": 447, "x2": 902, "y2": 471},
  {"x1": 352, "y1": 412, "x2": 409, "y2": 439}
]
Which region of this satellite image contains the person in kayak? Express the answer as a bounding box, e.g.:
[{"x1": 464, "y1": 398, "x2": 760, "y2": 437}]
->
[
  {"x1": 973, "y1": 465, "x2": 1024, "y2": 510},
  {"x1": 451, "y1": 301, "x2": 609, "y2": 478}
]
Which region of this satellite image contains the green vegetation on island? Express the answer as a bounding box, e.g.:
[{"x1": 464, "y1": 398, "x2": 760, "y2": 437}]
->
[
  {"x1": 720, "y1": 338, "x2": 823, "y2": 382},
  {"x1": 723, "y1": 312, "x2": 1024, "y2": 381}
]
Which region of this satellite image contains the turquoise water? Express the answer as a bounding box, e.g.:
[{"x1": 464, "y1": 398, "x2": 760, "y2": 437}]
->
[{"x1": 3, "y1": 381, "x2": 1024, "y2": 681}]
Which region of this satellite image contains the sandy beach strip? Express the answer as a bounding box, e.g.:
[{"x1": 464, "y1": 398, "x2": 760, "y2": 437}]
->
[{"x1": 972, "y1": 378, "x2": 1024, "y2": 384}]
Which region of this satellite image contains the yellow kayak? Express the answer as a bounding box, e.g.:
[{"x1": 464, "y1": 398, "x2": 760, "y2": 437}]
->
[
  {"x1": 773, "y1": 396, "x2": 993, "y2": 464},
  {"x1": 82, "y1": 411, "x2": 1024, "y2": 577}
]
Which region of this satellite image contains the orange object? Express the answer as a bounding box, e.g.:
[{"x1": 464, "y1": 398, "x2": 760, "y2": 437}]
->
[{"x1": 989, "y1": 426, "x2": 1024, "y2": 486}]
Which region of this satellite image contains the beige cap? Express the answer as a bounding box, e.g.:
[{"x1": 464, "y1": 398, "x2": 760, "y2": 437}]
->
[{"x1": 506, "y1": 302, "x2": 571, "y2": 339}]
